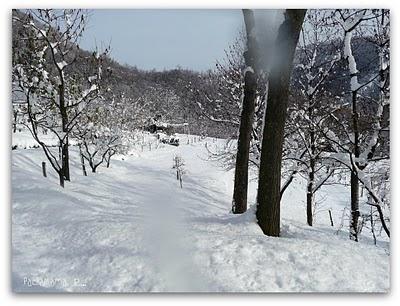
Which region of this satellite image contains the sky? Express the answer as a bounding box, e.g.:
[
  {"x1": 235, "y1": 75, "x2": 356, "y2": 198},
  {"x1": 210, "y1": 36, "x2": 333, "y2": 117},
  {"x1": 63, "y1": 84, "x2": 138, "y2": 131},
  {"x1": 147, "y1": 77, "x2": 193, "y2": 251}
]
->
[{"x1": 79, "y1": 9, "x2": 244, "y2": 72}]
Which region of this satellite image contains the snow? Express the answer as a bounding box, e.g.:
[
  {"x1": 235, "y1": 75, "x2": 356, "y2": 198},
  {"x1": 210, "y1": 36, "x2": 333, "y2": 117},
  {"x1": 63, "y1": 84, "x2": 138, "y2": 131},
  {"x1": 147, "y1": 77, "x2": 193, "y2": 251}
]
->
[
  {"x1": 343, "y1": 31, "x2": 360, "y2": 91},
  {"x1": 50, "y1": 42, "x2": 59, "y2": 50},
  {"x1": 57, "y1": 61, "x2": 68, "y2": 70},
  {"x1": 12, "y1": 128, "x2": 59, "y2": 149},
  {"x1": 88, "y1": 75, "x2": 97, "y2": 83},
  {"x1": 82, "y1": 84, "x2": 98, "y2": 97},
  {"x1": 243, "y1": 66, "x2": 255, "y2": 75},
  {"x1": 12, "y1": 133, "x2": 389, "y2": 292}
]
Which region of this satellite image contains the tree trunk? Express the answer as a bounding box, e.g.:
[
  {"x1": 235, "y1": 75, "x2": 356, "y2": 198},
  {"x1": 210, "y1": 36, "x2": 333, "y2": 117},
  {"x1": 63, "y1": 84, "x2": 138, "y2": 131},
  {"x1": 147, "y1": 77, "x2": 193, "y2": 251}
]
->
[
  {"x1": 59, "y1": 83, "x2": 70, "y2": 181},
  {"x1": 59, "y1": 171, "x2": 65, "y2": 188},
  {"x1": 350, "y1": 169, "x2": 360, "y2": 241},
  {"x1": 375, "y1": 202, "x2": 390, "y2": 238},
  {"x1": 13, "y1": 110, "x2": 17, "y2": 133},
  {"x1": 79, "y1": 144, "x2": 87, "y2": 176},
  {"x1": 306, "y1": 166, "x2": 314, "y2": 226},
  {"x1": 62, "y1": 137, "x2": 70, "y2": 180},
  {"x1": 106, "y1": 152, "x2": 112, "y2": 168},
  {"x1": 350, "y1": 90, "x2": 360, "y2": 241},
  {"x1": 307, "y1": 106, "x2": 316, "y2": 226},
  {"x1": 232, "y1": 9, "x2": 258, "y2": 214},
  {"x1": 256, "y1": 10, "x2": 306, "y2": 236},
  {"x1": 91, "y1": 163, "x2": 96, "y2": 173}
]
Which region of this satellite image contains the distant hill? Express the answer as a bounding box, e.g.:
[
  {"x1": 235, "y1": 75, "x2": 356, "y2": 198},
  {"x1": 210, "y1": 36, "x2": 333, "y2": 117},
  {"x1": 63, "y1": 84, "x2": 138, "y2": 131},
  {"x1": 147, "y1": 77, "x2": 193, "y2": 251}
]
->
[{"x1": 12, "y1": 9, "x2": 382, "y2": 138}]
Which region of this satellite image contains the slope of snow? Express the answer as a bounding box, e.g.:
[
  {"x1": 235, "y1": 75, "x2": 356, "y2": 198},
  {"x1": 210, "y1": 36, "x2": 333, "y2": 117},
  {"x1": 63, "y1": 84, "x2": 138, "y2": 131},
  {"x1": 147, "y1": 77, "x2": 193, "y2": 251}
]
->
[{"x1": 11, "y1": 135, "x2": 389, "y2": 292}]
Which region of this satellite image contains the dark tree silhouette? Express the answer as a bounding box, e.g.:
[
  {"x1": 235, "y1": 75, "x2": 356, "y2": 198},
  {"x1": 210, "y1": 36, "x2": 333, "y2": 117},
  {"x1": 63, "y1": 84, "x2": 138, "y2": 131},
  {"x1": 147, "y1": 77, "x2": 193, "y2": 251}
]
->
[
  {"x1": 256, "y1": 9, "x2": 306, "y2": 236},
  {"x1": 232, "y1": 9, "x2": 259, "y2": 214}
]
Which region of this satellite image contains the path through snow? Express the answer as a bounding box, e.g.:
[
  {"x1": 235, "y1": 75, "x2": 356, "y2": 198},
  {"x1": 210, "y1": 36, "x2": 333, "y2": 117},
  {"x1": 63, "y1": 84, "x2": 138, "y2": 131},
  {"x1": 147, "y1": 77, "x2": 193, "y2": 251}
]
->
[{"x1": 12, "y1": 136, "x2": 389, "y2": 292}]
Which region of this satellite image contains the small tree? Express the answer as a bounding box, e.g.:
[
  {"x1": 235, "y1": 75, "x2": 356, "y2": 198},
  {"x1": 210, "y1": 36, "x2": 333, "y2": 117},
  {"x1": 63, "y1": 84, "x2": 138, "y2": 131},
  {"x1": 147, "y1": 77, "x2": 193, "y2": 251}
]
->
[
  {"x1": 288, "y1": 10, "x2": 341, "y2": 226},
  {"x1": 73, "y1": 96, "x2": 122, "y2": 173},
  {"x1": 172, "y1": 155, "x2": 185, "y2": 188}
]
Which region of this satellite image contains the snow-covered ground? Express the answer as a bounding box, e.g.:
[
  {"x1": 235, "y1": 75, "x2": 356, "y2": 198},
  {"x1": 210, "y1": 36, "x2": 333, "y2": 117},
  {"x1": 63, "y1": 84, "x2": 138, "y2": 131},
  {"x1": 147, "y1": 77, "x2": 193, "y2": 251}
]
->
[
  {"x1": 11, "y1": 133, "x2": 389, "y2": 292},
  {"x1": 12, "y1": 127, "x2": 59, "y2": 149}
]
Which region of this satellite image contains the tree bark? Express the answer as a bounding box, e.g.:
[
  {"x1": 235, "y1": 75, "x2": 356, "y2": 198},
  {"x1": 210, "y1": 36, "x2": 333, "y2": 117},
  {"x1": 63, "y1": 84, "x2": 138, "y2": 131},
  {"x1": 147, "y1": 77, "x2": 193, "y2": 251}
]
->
[
  {"x1": 350, "y1": 169, "x2": 360, "y2": 241},
  {"x1": 232, "y1": 9, "x2": 258, "y2": 214},
  {"x1": 79, "y1": 144, "x2": 87, "y2": 176},
  {"x1": 256, "y1": 10, "x2": 306, "y2": 236},
  {"x1": 350, "y1": 90, "x2": 360, "y2": 241},
  {"x1": 375, "y1": 202, "x2": 390, "y2": 238},
  {"x1": 59, "y1": 83, "x2": 70, "y2": 181},
  {"x1": 306, "y1": 105, "x2": 316, "y2": 226},
  {"x1": 59, "y1": 171, "x2": 65, "y2": 188},
  {"x1": 61, "y1": 137, "x2": 70, "y2": 180},
  {"x1": 13, "y1": 110, "x2": 17, "y2": 133},
  {"x1": 106, "y1": 152, "x2": 112, "y2": 168},
  {"x1": 306, "y1": 169, "x2": 314, "y2": 226}
]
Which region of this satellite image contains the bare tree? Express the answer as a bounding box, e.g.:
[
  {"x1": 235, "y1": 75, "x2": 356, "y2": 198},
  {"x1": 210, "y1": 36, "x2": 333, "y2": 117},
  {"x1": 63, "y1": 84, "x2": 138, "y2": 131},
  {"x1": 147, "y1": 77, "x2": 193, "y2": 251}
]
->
[
  {"x1": 13, "y1": 9, "x2": 103, "y2": 186},
  {"x1": 173, "y1": 155, "x2": 185, "y2": 189},
  {"x1": 327, "y1": 9, "x2": 390, "y2": 241},
  {"x1": 289, "y1": 10, "x2": 340, "y2": 226}
]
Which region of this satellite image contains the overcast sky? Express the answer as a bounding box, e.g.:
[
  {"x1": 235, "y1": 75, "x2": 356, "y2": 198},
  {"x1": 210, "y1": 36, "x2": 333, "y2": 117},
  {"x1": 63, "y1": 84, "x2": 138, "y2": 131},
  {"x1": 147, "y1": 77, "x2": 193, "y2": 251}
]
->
[{"x1": 79, "y1": 9, "x2": 244, "y2": 71}]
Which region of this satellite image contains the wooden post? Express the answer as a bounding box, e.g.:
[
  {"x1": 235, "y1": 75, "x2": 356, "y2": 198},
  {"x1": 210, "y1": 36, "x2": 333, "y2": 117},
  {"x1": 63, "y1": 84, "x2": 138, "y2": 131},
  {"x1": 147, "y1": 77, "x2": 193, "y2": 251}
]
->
[
  {"x1": 42, "y1": 162, "x2": 47, "y2": 177},
  {"x1": 329, "y1": 210, "x2": 334, "y2": 227}
]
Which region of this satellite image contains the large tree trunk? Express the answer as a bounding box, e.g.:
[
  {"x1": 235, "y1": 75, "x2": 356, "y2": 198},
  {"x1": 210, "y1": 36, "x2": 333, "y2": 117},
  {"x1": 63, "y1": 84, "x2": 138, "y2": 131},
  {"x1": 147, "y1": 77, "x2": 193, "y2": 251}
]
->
[
  {"x1": 62, "y1": 137, "x2": 70, "y2": 180},
  {"x1": 256, "y1": 10, "x2": 306, "y2": 236},
  {"x1": 350, "y1": 90, "x2": 360, "y2": 241},
  {"x1": 232, "y1": 9, "x2": 258, "y2": 214},
  {"x1": 59, "y1": 171, "x2": 65, "y2": 188},
  {"x1": 350, "y1": 169, "x2": 360, "y2": 241},
  {"x1": 59, "y1": 83, "x2": 70, "y2": 181}
]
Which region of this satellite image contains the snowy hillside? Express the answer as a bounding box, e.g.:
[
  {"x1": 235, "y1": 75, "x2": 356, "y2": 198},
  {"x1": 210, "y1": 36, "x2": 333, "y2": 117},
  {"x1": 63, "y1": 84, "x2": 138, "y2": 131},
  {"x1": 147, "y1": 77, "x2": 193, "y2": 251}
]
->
[{"x1": 12, "y1": 135, "x2": 389, "y2": 292}]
